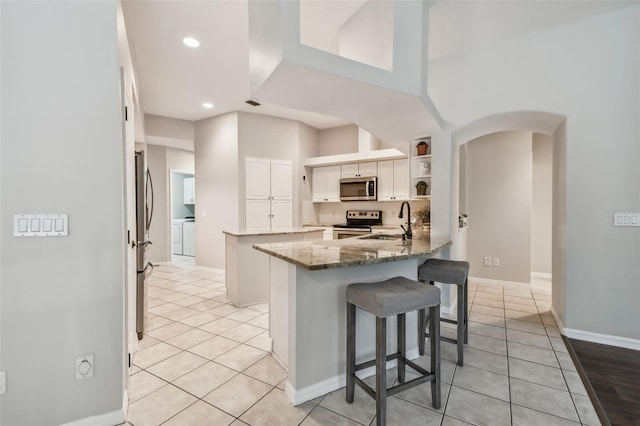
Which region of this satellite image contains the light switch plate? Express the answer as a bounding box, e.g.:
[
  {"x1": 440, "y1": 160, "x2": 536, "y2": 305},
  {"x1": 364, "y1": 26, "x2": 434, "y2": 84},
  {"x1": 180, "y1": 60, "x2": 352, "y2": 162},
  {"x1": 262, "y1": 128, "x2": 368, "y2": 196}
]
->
[
  {"x1": 613, "y1": 212, "x2": 640, "y2": 227},
  {"x1": 14, "y1": 214, "x2": 68, "y2": 237}
]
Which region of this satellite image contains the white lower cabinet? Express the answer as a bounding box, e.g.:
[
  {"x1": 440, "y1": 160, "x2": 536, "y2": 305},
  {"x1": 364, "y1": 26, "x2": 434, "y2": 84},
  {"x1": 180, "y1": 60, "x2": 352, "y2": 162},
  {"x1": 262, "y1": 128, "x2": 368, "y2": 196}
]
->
[
  {"x1": 172, "y1": 222, "x2": 183, "y2": 255},
  {"x1": 270, "y1": 200, "x2": 293, "y2": 231},
  {"x1": 182, "y1": 221, "x2": 195, "y2": 256},
  {"x1": 246, "y1": 199, "x2": 272, "y2": 233}
]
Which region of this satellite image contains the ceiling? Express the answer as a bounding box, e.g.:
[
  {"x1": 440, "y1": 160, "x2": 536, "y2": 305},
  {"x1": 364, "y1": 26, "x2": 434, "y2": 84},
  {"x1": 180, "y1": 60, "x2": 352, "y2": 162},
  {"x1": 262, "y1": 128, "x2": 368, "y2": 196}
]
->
[{"x1": 122, "y1": 0, "x2": 636, "y2": 136}]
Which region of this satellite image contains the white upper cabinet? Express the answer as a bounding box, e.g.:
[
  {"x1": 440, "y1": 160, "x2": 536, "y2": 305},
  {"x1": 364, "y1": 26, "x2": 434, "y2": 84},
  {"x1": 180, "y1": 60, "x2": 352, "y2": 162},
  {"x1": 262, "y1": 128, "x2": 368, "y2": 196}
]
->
[
  {"x1": 377, "y1": 159, "x2": 409, "y2": 201},
  {"x1": 246, "y1": 157, "x2": 293, "y2": 232},
  {"x1": 184, "y1": 177, "x2": 195, "y2": 204},
  {"x1": 312, "y1": 166, "x2": 341, "y2": 202},
  {"x1": 340, "y1": 162, "x2": 377, "y2": 178}
]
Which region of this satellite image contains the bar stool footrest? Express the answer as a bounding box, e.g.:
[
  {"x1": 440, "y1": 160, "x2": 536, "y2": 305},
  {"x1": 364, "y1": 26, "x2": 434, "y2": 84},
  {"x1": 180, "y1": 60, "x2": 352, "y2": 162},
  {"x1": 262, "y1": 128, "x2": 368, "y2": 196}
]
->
[
  {"x1": 353, "y1": 363, "x2": 436, "y2": 399},
  {"x1": 355, "y1": 352, "x2": 402, "y2": 372}
]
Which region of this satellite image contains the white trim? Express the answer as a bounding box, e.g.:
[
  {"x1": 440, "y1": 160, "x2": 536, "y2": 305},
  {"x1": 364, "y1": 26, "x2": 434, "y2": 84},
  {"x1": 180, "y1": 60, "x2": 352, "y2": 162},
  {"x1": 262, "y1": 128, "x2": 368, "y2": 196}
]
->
[
  {"x1": 59, "y1": 390, "x2": 127, "y2": 426},
  {"x1": 531, "y1": 272, "x2": 552, "y2": 280},
  {"x1": 285, "y1": 348, "x2": 420, "y2": 405},
  {"x1": 562, "y1": 329, "x2": 640, "y2": 351},
  {"x1": 469, "y1": 276, "x2": 530, "y2": 288},
  {"x1": 441, "y1": 297, "x2": 456, "y2": 316},
  {"x1": 551, "y1": 306, "x2": 640, "y2": 351}
]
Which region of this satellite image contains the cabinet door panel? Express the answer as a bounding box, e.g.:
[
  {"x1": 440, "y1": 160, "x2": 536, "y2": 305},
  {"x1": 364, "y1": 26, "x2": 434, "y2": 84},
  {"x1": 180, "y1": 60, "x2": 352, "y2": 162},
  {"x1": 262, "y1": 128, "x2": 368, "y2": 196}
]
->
[
  {"x1": 184, "y1": 177, "x2": 195, "y2": 204},
  {"x1": 393, "y1": 159, "x2": 409, "y2": 200},
  {"x1": 324, "y1": 166, "x2": 341, "y2": 201},
  {"x1": 271, "y1": 200, "x2": 293, "y2": 231},
  {"x1": 246, "y1": 158, "x2": 271, "y2": 199},
  {"x1": 341, "y1": 164, "x2": 359, "y2": 178},
  {"x1": 312, "y1": 167, "x2": 326, "y2": 201},
  {"x1": 246, "y1": 199, "x2": 271, "y2": 232},
  {"x1": 271, "y1": 160, "x2": 293, "y2": 200},
  {"x1": 358, "y1": 162, "x2": 378, "y2": 177},
  {"x1": 377, "y1": 160, "x2": 395, "y2": 201},
  {"x1": 182, "y1": 222, "x2": 196, "y2": 256}
]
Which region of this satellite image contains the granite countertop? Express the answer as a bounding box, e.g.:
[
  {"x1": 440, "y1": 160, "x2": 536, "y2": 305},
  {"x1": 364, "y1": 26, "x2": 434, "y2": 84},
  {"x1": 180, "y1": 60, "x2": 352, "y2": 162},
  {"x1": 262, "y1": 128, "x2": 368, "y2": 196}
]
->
[
  {"x1": 253, "y1": 233, "x2": 452, "y2": 270},
  {"x1": 223, "y1": 227, "x2": 326, "y2": 237}
]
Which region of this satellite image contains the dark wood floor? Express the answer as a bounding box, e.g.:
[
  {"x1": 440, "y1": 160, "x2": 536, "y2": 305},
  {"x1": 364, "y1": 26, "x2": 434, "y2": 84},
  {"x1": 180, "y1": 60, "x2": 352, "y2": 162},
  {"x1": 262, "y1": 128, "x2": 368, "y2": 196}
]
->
[{"x1": 566, "y1": 337, "x2": 640, "y2": 426}]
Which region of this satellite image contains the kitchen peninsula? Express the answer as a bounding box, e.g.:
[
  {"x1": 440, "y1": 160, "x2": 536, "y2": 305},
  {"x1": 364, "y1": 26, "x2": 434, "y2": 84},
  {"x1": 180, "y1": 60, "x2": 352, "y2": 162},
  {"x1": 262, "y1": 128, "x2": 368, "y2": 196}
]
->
[{"x1": 253, "y1": 233, "x2": 452, "y2": 406}]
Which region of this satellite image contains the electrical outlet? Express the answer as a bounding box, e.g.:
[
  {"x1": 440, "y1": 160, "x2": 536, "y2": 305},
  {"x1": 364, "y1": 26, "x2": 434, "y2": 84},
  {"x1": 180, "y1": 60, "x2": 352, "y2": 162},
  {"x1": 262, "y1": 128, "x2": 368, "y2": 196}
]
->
[
  {"x1": 484, "y1": 257, "x2": 491, "y2": 266},
  {"x1": 76, "y1": 355, "x2": 94, "y2": 380},
  {"x1": 493, "y1": 258, "x2": 500, "y2": 267},
  {"x1": 0, "y1": 370, "x2": 6, "y2": 395}
]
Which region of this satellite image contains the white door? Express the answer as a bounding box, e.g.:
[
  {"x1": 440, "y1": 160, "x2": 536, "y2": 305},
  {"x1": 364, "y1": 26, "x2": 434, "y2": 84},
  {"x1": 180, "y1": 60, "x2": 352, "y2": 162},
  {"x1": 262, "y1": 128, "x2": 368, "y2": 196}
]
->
[
  {"x1": 246, "y1": 199, "x2": 271, "y2": 232},
  {"x1": 246, "y1": 158, "x2": 271, "y2": 199},
  {"x1": 393, "y1": 159, "x2": 410, "y2": 200},
  {"x1": 271, "y1": 200, "x2": 293, "y2": 231},
  {"x1": 270, "y1": 160, "x2": 293, "y2": 200},
  {"x1": 377, "y1": 160, "x2": 395, "y2": 200}
]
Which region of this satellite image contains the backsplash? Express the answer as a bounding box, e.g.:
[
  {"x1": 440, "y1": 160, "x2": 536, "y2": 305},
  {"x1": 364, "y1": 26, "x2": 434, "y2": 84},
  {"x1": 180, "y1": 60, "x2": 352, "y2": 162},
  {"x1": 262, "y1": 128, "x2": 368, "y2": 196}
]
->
[{"x1": 305, "y1": 200, "x2": 430, "y2": 226}]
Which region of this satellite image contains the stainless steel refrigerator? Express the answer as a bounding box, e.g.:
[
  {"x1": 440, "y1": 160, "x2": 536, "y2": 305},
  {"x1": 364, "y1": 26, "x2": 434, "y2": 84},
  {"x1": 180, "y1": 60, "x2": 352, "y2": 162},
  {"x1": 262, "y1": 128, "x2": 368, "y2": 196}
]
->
[{"x1": 135, "y1": 150, "x2": 154, "y2": 340}]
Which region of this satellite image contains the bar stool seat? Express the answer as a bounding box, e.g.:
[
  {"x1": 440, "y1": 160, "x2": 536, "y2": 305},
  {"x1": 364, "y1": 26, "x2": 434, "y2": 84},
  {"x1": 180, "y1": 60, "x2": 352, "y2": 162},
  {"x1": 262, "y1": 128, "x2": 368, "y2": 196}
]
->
[
  {"x1": 418, "y1": 259, "x2": 470, "y2": 366},
  {"x1": 346, "y1": 276, "x2": 441, "y2": 426}
]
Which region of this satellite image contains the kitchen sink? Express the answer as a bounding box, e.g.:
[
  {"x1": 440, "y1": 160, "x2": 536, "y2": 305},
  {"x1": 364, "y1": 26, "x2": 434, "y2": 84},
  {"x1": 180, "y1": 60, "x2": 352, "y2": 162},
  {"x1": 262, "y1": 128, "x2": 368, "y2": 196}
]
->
[{"x1": 360, "y1": 234, "x2": 403, "y2": 240}]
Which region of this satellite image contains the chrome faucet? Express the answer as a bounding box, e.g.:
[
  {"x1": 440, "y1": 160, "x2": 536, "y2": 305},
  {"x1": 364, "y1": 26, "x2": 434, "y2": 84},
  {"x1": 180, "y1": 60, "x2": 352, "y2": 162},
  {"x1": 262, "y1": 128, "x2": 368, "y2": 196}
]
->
[{"x1": 398, "y1": 201, "x2": 412, "y2": 240}]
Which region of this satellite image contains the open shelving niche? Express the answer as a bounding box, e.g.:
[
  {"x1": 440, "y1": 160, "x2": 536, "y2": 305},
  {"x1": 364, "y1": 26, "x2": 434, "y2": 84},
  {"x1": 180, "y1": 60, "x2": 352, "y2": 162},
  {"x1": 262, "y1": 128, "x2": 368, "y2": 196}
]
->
[{"x1": 409, "y1": 136, "x2": 432, "y2": 200}]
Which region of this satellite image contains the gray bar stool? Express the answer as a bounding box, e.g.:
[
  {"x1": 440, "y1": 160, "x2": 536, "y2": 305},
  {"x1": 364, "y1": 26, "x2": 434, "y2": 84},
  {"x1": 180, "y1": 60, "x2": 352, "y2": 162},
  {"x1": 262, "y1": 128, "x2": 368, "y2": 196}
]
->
[
  {"x1": 418, "y1": 258, "x2": 470, "y2": 366},
  {"x1": 346, "y1": 276, "x2": 441, "y2": 426}
]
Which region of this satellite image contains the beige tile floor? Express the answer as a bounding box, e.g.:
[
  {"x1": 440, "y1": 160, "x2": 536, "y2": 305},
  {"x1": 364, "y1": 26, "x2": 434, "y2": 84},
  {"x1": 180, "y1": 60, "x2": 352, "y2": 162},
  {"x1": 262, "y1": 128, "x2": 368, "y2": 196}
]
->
[{"x1": 125, "y1": 260, "x2": 600, "y2": 426}]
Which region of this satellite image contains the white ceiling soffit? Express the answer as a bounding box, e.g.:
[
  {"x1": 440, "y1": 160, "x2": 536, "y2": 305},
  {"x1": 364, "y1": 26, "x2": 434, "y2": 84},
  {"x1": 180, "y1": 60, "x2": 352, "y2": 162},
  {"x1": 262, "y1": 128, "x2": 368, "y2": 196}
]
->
[
  {"x1": 121, "y1": 0, "x2": 348, "y2": 130},
  {"x1": 427, "y1": 0, "x2": 638, "y2": 60},
  {"x1": 254, "y1": 62, "x2": 441, "y2": 143}
]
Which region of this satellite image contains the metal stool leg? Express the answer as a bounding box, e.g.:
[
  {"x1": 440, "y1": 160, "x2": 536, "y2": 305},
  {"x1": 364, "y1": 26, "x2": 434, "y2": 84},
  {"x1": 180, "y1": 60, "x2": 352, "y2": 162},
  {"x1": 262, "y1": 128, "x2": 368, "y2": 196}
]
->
[
  {"x1": 456, "y1": 284, "x2": 464, "y2": 366},
  {"x1": 463, "y1": 279, "x2": 469, "y2": 344},
  {"x1": 417, "y1": 308, "x2": 426, "y2": 356},
  {"x1": 397, "y1": 313, "x2": 406, "y2": 383},
  {"x1": 376, "y1": 317, "x2": 387, "y2": 426},
  {"x1": 430, "y1": 304, "x2": 441, "y2": 409},
  {"x1": 346, "y1": 302, "x2": 356, "y2": 403}
]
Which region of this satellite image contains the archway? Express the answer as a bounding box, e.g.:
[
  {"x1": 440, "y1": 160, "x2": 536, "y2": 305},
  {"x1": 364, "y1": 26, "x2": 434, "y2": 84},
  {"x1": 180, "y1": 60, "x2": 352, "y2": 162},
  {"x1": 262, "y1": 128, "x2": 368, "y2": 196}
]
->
[{"x1": 448, "y1": 111, "x2": 566, "y2": 324}]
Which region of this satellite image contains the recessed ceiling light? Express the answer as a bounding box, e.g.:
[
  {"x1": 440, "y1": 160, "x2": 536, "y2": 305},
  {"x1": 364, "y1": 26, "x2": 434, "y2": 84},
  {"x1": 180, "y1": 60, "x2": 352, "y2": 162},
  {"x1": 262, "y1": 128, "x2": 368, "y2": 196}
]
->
[
  {"x1": 183, "y1": 37, "x2": 200, "y2": 48},
  {"x1": 202, "y1": 102, "x2": 214, "y2": 109}
]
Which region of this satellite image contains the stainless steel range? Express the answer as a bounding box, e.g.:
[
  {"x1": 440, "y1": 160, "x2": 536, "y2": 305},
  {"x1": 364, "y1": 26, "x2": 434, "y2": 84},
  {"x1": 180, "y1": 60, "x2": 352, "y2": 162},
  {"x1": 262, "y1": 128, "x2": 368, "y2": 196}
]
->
[{"x1": 333, "y1": 210, "x2": 382, "y2": 239}]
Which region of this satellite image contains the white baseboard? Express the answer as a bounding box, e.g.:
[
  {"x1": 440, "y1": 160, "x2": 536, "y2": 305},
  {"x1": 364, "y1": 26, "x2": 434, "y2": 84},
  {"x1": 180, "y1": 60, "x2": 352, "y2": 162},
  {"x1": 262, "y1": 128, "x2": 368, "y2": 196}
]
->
[
  {"x1": 285, "y1": 348, "x2": 420, "y2": 406},
  {"x1": 531, "y1": 272, "x2": 552, "y2": 280},
  {"x1": 469, "y1": 276, "x2": 530, "y2": 288},
  {"x1": 551, "y1": 306, "x2": 640, "y2": 351},
  {"x1": 59, "y1": 390, "x2": 127, "y2": 426}
]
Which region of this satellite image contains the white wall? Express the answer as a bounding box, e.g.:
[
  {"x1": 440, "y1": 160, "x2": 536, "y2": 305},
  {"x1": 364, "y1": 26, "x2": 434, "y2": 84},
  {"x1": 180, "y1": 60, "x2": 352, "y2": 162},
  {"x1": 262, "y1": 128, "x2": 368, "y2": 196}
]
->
[
  {"x1": 429, "y1": 6, "x2": 640, "y2": 340},
  {"x1": 146, "y1": 146, "x2": 194, "y2": 262},
  {"x1": 194, "y1": 113, "x2": 240, "y2": 269},
  {"x1": 317, "y1": 124, "x2": 358, "y2": 156},
  {"x1": 466, "y1": 131, "x2": 533, "y2": 284},
  {"x1": 1, "y1": 1, "x2": 125, "y2": 424},
  {"x1": 145, "y1": 114, "x2": 195, "y2": 151},
  {"x1": 531, "y1": 133, "x2": 553, "y2": 275},
  {"x1": 339, "y1": 0, "x2": 393, "y2": 70}
]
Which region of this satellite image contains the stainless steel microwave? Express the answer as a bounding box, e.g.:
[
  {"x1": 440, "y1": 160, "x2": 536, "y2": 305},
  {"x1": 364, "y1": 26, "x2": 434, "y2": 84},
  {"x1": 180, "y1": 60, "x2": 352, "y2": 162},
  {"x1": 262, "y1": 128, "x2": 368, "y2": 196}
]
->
[{"x1": 339, "y1": 176, "x2": 377, "y2": 201}]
